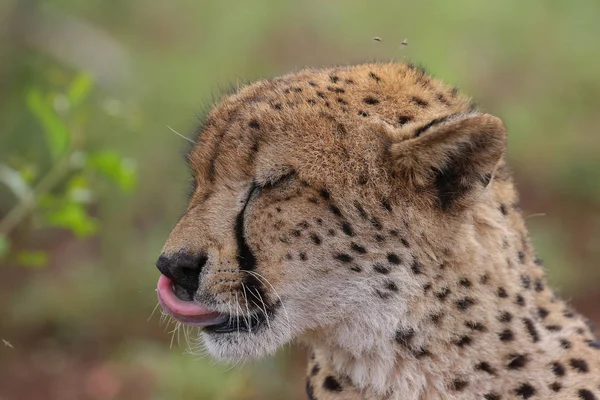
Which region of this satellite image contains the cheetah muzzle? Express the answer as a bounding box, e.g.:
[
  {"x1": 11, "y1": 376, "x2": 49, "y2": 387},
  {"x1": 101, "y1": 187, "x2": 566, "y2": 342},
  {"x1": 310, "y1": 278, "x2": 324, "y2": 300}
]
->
[{"x1": 155, "y1": 62, "x2": 600, "y2": 400}]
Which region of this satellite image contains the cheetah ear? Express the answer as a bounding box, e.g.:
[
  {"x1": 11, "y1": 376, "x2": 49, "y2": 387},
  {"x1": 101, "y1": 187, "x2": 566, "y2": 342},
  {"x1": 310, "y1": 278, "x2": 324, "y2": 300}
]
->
[{"x1": 388, "y1": 113, "x2": 507, "y2": 211}]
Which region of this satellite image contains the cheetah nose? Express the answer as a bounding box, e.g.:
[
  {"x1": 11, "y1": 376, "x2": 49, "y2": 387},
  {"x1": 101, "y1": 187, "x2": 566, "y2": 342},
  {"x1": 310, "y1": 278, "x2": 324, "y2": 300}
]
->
[{"x1": 155, "y1": 251, "x2": 208, "y2": 292}]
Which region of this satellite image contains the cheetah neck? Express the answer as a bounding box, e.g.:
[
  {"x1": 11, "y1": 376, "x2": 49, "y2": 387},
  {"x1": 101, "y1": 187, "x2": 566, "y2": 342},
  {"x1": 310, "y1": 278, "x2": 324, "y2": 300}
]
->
[{"x1": 304, "y1": 195, "x2": 593, "y2": 400}]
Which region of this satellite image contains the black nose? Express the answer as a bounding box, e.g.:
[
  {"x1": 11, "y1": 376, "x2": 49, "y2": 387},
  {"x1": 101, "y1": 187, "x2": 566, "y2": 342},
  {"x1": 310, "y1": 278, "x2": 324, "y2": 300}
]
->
[{"x1": 156, "y1": 251, "x2": 207, "y2": 292}]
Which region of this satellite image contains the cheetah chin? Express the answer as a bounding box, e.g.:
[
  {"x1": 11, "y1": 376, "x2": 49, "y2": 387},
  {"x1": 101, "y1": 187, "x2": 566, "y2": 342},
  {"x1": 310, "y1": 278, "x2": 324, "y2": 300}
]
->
[{"x1": 156, "y1": 62, "x2": 600, "y2": 400}]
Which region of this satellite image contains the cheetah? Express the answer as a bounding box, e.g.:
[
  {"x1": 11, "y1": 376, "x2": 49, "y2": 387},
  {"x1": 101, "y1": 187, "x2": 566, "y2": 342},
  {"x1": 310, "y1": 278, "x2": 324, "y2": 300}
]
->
[{"x1": 155, "y1": 62, "x2": 600, "y2": 400}]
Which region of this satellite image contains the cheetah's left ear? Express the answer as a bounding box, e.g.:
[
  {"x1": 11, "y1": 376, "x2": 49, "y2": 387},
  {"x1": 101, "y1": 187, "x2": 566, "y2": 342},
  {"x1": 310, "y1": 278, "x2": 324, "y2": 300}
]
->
[{"x1": 388, "y1": 113, "x2": 507, "y2": 211}]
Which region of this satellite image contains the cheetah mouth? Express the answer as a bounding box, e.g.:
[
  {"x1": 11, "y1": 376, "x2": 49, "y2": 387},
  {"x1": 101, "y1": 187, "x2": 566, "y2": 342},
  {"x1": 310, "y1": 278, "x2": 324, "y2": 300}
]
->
[{"x1": 156, "y1": 275, "x2": 263, "y2": 333}]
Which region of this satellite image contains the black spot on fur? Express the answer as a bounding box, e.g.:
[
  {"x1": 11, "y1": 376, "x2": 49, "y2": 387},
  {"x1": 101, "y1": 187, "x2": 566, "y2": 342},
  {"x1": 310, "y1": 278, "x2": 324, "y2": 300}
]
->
[
  {"x1": 323, "y1": 376, "x2": 342, "y2": 392},
  {"x1": 507, "y1": 354, "x2": 528, "y2": 370},
  {"x1": 456, "y1": 297, "x2": 475, "y2": 311},
  {"x1": 369, "y1": 72, "x2": 381, "y2": 82},
  {"x1": 435, "y1": 287, "x2": 451, "y2": 301},
  {"x1": 498, "y1": 287, "x2": 509, "y2": 298},
  {"x1": 550, "y1": 382, "x2": 562, "y2": 392},
  {"x1": 538, "y1": 307, "x2": 549, "y2": 319},
  {"x1": 350, "y1": 242, "x2": 367, "y2": 254},
  {"x1": 310, "y1": 234, "x2": 322, "y2": 245},
  {"x1": 551, "y1": 362, "x2": 565, "y2": 376},
  {"x1": 570, "y1": 358, "x2": 589, "y2": 373},
  {"x1": 547, "y1": 325, "x2": 562, "y2": 332},
  {"x1": 459, "y1": 278, "x2": 472, "y2": 288},
  {"x1": 579, "y1": 389, "x2": 597, "y2": 400},
  {"x1": 451, "y1": 380, "x2": 469, "y2": 391},
  {"x1": 354, "y1": 203, "x2": 368, "y2": 220},
  {"x1": 370, "y1": 218, "x2": 382, "y2": 230},
  {"x1": 334, "y1": 253, "x2": 353, "y2": 263},
  {"x1": 350, "y1": 264, "x2": 362, "y2": 272},
  {"x1": 521, "y1": 275, "x2": 531, "y2": 289},
  {"x1": 358, "y1": 110, "x2": 368, "y2": 117},
  {"x1": 398, "y1": 115, "x2": 413, "y2": 126},
  {"x1": 499, "y1": 329, "x2": 515, "y2": 342},
  {"x1": 319, "y1": 189, "x2": 330, "y2": 200},
  {"x1": 514, "y1": 383, "x2": 536, "y2": 398},
  {"x1": 384, "y1": 280, "x2": 398, "y2": 292},
  {"x1": 342, "y1": 222, "x2": 354, "y2": 236},
  {"x1": 395, "y1": 328, "x2": 415, "y2": 346},
  {"x1": 380, "y1": 199, "x2": 392, "y2": 212},
  {"x1": 430, "y1": 312, "x2": 443, "y2": 325},
  {"x1": 373, "y1": 263, "x2": 390, "y2": 274},
  {"x1": 465, "y1": 321, "x2": 486, "y2": 332},
  {"x1": 534, "y1": 279, "x2": 544, "y2": 292},
  {"x1": 387, "y1": 253, "x2": 401, "y2": 265},
  {"x1": 363, "y1": 96, "x2": 380, "y2": 105},
  {"x1": 499, "y1": 203, "x2": 508, "y2": 215},
  {"x1": 248, "y1": 119, "x2": 260, "y2": 129},
  {"x1": 411, "y1": 260, "x2": 423, "y2": 274},
  {"x1": 375, "y1": 234, "x2": 385, "y2": 242},
  {"x1": 499, "y1": 311, "x2": 513, "y2": 323},
  {"x1": 410, "y1": 97, "x2": 428, "y2": 108},
  {"x1": 329, "y1": 205, "x2": 342, "y2": 217},
  {"x1": 413, "y1": 348, "x2": 431, "y2": 358},
  {"x1": 518, "y1": 251, "x2": 526, "y2": 263},
  {"x1": 401, "y1": 238, "x2": 410, "y2": 247},
  {"x1": 327, "y1": 86, "x2": 345, "y2": 94},
  {"x1": 299, "y1": 252, "x2": 307, "y2": 261},
  {"x1": 523, "y1": 318, "x2": 540, "y2": 342},
  {"x1": 515, "y1": 294, "x2": 526, "y2": 306},
  {"x1": 329, "y1": 75, "x2": 339, "y2": 83},
  {"x1": 476, "y1": 362, "x2": 497, "y2": 375},
  {"x1": 484, "y1": 393, "x2": 501, "y2": 400},
  {"x1": 454, "y1": 335, "x2": 472, "y2": 347}
]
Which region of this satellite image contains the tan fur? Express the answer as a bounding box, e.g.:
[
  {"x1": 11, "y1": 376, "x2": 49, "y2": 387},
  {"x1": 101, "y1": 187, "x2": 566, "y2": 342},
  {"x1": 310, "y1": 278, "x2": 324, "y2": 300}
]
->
[{"x1": 160, "y1": 62, "x2": 600, "y2": 399}]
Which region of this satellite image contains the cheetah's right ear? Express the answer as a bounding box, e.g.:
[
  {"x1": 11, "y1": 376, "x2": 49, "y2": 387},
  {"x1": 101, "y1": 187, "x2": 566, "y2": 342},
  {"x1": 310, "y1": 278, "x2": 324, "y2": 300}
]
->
[{"x1": 388, "y1": 113, "x2": 507, "y2": 211}]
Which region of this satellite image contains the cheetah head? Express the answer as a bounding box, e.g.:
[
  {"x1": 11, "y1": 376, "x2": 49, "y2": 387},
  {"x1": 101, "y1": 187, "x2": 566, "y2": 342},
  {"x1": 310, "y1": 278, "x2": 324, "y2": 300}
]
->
[{"x1": 155, "y1": 63, "x2": 507, "y2": 362}]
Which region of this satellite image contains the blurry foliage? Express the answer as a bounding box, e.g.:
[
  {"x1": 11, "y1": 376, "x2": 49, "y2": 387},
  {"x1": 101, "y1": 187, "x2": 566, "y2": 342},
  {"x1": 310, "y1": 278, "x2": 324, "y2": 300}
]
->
[{"x1": 0, "y1": 72, "x2": 137, "y2": 267}]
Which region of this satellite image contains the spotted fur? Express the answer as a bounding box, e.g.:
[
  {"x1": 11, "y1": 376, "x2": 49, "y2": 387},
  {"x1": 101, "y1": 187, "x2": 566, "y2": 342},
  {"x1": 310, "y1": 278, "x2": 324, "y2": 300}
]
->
[{"x1": 158, "y1": 62, "x2": 600, "y2": 399}]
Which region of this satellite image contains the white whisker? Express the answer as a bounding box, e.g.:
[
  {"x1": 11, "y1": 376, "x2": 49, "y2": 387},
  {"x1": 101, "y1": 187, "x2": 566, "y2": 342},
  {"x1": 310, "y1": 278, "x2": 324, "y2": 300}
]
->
[
  {"x1": 167, "y1": 125, "x2": 195, "y2": 144},
  {"x1": 147, "y1": 302, "x2": 160, "y2": 322},
  {"x1": 241, "y1": 270, "x2": 292, "y2": 337}
]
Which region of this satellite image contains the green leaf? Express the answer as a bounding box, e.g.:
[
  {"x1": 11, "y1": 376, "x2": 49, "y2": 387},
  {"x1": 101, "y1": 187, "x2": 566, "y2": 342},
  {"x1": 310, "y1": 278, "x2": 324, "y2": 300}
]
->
[
  {"x1": 44, "y1": 202, "x2": 99, "y2": 237},
  {"x1": 67, "y1": 73, "x2": 94, "y2": 106},
  {"x1": 26, "y1": 88, "x2": 71, "y2": 160},
  {"x1": 88, "y1": 150, "x2": 137, "y2": 193},
  {"x1": 16, "y1": 251, "x2": 48, "y2": 268},
  {"x1": 0, "y1": 235, "x2": 9, "y2": 261}
]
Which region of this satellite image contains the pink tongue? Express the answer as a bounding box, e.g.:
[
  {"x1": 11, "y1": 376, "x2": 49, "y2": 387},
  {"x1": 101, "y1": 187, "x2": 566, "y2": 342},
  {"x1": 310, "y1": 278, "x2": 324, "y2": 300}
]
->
[{"x1": 156, "y1": 275, "x2": 226, "y2": 326}]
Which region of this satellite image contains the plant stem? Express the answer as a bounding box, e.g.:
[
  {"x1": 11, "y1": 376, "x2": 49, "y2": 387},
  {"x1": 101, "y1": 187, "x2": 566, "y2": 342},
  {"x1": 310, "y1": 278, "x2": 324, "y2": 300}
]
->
[{"x1": 0, "y1": 157, "x2": 70, "y2": 236}]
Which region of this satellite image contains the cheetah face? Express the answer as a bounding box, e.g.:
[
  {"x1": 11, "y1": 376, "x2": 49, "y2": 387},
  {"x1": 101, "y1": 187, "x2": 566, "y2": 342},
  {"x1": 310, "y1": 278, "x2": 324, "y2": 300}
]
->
[
  {"x1": 156, "y1": 170, "x2": 408, "y2": 361},
  {"x1": 155, "y1": 65, "x2": 506, "y2": 362}
]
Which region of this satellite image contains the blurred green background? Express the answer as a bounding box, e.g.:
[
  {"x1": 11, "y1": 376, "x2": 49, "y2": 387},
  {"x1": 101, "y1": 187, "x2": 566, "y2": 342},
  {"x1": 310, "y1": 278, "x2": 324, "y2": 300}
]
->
[{"x1": 1, "y1": 1, "x2": 599, "y2": 399}]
